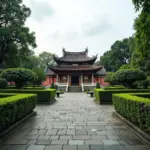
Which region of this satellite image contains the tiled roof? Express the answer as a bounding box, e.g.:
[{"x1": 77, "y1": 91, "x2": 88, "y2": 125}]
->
[
  {"x1": 95, "y1": 68, "x2": 107, "y2": 76},
  {"x1": 53, "y1": 49, "x2": 97, "y2": 65},
  {"x1": 45, "y1": 68, "x2": 56, "y2": 75},
  {"x1": 49, "y1": 65, "x2": 102, "y2": 72}
]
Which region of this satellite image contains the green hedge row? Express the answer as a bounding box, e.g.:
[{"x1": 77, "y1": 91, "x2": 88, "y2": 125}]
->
[
  {"x1": 0, "y1": 93, "x2": 37, "y2": 133},
  {"x1": 112, "y1": 93, "x2": 150, "y2": 133},
  {"x1": 94, "y1": 88, "x2": 150, "y2": 104},
  {"x1": 0, "y1": 89, "x2": 56, "y2": 104}
]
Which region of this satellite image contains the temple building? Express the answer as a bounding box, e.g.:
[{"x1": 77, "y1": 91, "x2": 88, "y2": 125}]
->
[{"x1": 43, "y1": 49, "x2": 108, "y2": 91}]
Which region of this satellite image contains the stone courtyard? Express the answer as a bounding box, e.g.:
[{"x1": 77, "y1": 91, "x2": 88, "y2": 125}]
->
[{"x1": 0, "y1": 93, "x2": 149, "y2": 150}]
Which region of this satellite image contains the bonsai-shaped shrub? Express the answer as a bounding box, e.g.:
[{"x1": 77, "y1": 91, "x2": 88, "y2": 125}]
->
[
  {"x1": 0, "y1": 78, "x2": 7, "y2": 89},
  {"x1": 32, "y1": 68, "x2": 46, "y2": 86},
  {"x1": 134, "y1": 80, "x2": 150, "y2": 89},
  {"x1": 50, "y1": 82, "x2": 58, "y2": 89},
  {"x1": 111, "y1": 69, "x2": 146, "y2": 88},
  {"x1": 0, "y1": 68, "x2": 38, "y2": 89},
  {"x1": 96, "y1": 82, "x2": 100, "y2": 88}
]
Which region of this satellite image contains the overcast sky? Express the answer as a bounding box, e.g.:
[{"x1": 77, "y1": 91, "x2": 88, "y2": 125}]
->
[{"x1": 24, "y1": 0, "x2": 137, "y2": 58}]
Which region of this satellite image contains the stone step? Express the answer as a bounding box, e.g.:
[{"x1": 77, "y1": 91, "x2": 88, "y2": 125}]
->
[{"x1": 68, "y1": 86, "x2": 82, "y2": 92}]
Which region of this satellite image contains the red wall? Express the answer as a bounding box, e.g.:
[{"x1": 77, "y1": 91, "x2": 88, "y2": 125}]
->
[
  {"x1": 42, "y1": 76, "x2": 56, "y2": 86},
  {"x1": 94, "y1": 76, "x2": 109, "y2": 86},
  {"x1": 42, "y1": 76, "x2": 108, "y2": 87}
]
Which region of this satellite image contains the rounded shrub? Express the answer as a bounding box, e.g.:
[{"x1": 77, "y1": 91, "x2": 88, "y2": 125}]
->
[
  {"x1": 96, "y1": 82, "x2": 100, "y2": 88},
  {"x1": 0, "y1": 78, "x2": 7, "y2": 89},
  {"x1": 0, "y1": 68, "x2": 38, "y2": 89},
  {"x1": 111, "y1": 69, "x2": 146, "y2": 88}
]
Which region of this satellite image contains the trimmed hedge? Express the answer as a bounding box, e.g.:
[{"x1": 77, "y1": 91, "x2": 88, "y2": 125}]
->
[
  {"x1": 0, "y1": 93, "x2": 36, "y2": 133},
  {"x1": 94, "y1": 88, "x2": 150, "y2": 104},
  {"x1": 113, "y1": 93, "x2": 150, "y2": 133},
  {"x1": 0, "y1": 89, "x2": 56, "y2": 104}
]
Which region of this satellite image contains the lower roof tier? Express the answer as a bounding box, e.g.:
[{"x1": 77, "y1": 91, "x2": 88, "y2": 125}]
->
[{"x1": 46, "y1": 65, "x2": 107, "y2": 76}]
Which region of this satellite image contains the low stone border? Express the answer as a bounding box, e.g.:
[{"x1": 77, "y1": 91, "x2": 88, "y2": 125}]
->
[
  {"x1": 0, "y1": 111, "x2": 36, "y2": 143},
  {"x1": 113, "y1": 112, "x2": 150, "y2": 145}
]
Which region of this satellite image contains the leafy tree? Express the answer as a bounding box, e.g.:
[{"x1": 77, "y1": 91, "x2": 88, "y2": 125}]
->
[
  {"x1": 0, "y1": 68, "x2": 38, "y2": 88},
  {"x1": 100, "y1": 37, "x2": 134, "y2": 71},
  {"x1": 39, "y1": 52, "x2": 56, "y2": 70},
  {"x1": 132, "y1": 0, "x2": 150, "y2": 74},
  {"x1": 0, "y1": 0, "x2": 37, "y2": 64},
  {"x1": 33, "y1": 68, "x2": 46, "y2": 86},
  {"x1": 21, "y1": 55, "x2": 40, "y2": 69},
  {"x1": 111, "y1": 69, "x2": 146, "y2": 88}
]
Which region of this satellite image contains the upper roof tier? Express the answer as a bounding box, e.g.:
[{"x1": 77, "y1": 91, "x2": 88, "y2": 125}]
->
[{"x1": 53, "y1": 48, "x2": 98, "y2": 65}]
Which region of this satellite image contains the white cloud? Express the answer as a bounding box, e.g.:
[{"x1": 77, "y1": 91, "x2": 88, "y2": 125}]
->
[{"x1": 24, "y1": 0, "x2": 137, "y2": 58}]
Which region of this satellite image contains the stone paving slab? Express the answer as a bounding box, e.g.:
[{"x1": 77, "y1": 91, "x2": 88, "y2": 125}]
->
[{"x1": 0, "y1": 93, "x2": 149, "y2": 150}]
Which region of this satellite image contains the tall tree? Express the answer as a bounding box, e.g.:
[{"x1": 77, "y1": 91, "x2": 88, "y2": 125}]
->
[
  {"x1": 132, "y1": 0, "x2": 150, "y2": 73},
  {"x1": 100, "y1": 37, "x2": 134, "y2": 71},
  {"x1": 0, "y1": 0, "x2": 36, "y2": 64},
  {"x1": 39, "y1": 52, "x2": 56, "y2": 70}
]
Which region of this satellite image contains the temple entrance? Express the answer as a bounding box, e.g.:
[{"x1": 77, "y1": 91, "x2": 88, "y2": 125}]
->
[{"x1": 71, "y1": 76, "x2": 79, "y2": 85}]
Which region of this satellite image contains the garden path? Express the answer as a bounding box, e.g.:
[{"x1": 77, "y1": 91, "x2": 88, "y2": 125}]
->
[{"x1": 0, "y1": 93, "x2": 150, "y2": 150}]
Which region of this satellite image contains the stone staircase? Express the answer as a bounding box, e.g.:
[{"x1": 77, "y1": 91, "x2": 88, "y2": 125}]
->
[{"x1": 68, "y1": 86, "x2": 82, "y2": 92}]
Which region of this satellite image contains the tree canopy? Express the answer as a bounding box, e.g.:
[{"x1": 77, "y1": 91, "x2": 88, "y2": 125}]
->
[
  {"x1": 99, "y1": 37, "x2": 135, "y2": 71},
  {"x1": 0, "y1": 0, "x2": 37, "y2": 64}
]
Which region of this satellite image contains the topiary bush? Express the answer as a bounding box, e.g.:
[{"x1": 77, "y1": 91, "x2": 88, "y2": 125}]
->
[
  {"x1": 0, "y1": 68, "x2": 38, "y2": 89},
  {"x1": 111, "y1": 69, "x2": 146, "y2": 88},
  {"x1": 96, "y1": 82, "x2": 100, "y2": 88},
  {"x1": 0, "y1": 78, "x2": 7, "y2": 89}
]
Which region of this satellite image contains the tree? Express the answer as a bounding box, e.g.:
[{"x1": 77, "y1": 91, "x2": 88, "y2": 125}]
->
[
  {"x1": 100, "y1": 37, "x2": 134, "y2": 71},
  {"x1": 132, "y1": 0, "x2": 150, "y2": 74},
  {"x1": 33, "y1": 68, "x2": 46, "y2": 86},
  {"x1": 111, "y1": 69, "x2": 146, "y2": 88},
  {"x1": 39, "y1": 52, "x2": 56, "y2": 70},
  {"x1": 0, "y1": 0, "x2": 37, "y2": 64},
  {"x1": 0, "y1": 68, "x2": 38, "y2": 88}
]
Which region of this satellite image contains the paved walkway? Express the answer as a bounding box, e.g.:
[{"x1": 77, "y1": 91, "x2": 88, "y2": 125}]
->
[{"x1": 0, "y1": 93, "x2": 150, "y2": 150}]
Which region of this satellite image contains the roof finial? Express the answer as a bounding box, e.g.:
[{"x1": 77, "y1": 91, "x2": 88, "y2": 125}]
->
[
  {"x1": 85, "y1": 47, "x2": 88, "y2": 52},
  {"x1": 62, "y1": 47, "x2": 66, "y2": 52}
]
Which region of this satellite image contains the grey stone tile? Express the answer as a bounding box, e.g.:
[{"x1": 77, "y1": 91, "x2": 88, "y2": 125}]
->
[
  {"x1": 36, "y1": 140, "x2": 51, "y2": 145},
  {"x1": 60, "y1": 136, "x2": 72, "y2": 140},
  {"x1": 44, "y1": 145, "x2": 62, "y2": 150},
  {"x1": 107, "y1": 135, "x2": 120, "y2": 140},
  {"x1": 51, "y1": 140, "x2": 68, "y2": 145},
  {"x1": 73, "y1": 135, "x2": 90, "y2": 140},
  {"x1": 24, "y1": 135, "x2": 39, "y2": 140},
  {"x1": 85, "y1": 140, "x2": 103, "y2": 145},
  {"x1": 103, "y1": 140, "x2": 120, "y2": 145},
  {"x1": 26, "y1": 145, "x2": 45, "y2": 150},
  {"x1": 38, "y1": 135, "x2": 50, "y2": 140},
  {"x1": 69, "y1": 140, "x2": 84, "y2": 145},
  {"x1": 63, "y1": 145, "x2": 77, "y2": 150},
  {"x1": 90, "y1": 145, "x2": 104, "y2": 150},
  {"x1": 91, "y1": 135, "x2": 108, "y2": 140},
  {"x1": 78, "y1": 145, "x2": 90, "y2": 150},
  {"x1": 50, "y1": 135, "x2": 59, "y2": 140},
  {"x1": 5, "y1": 145, "x2": 28, "y2": 150},
  {"x1": 4, "y1": 139, "x2": 28, "y2": 144},
  {"x1": 27, "y1": 139, "x2": 37, "y2": 145},
  {"x1": 104, "y1": 146, "x2": 125, "y2": 150}
]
